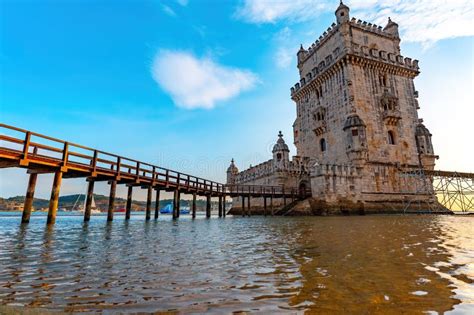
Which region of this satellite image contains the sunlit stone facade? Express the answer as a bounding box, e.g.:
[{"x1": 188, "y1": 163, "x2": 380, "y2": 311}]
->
[{"x1": 228, "y1": 2, "x2": 440, "y2": 214}]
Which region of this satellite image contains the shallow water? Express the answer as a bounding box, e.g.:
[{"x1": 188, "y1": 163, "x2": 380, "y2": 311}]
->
[{"x1": 0, "y1": 213, "x2": 472, "y2": 314}]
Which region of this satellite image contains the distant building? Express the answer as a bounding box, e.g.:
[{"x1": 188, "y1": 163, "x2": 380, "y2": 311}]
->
[{"x1": 227, "y1": 2, "x2": 439, "y2": 214}]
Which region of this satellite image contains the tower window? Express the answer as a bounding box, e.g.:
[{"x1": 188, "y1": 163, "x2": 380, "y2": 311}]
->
[
  {"x1": 379, "y1": 74, "x2": 387, "y2": 87},
  {"x1": 388, "y1": 131, "x2": 395, "y2": 145},
  {"x1": 277, "y1": 153, "x2": 282, "y2": 160},
  {"x1": 320, "y1": 138, "x2": 327, "y2": 152},
  {"x1": 352, "y1": 129, "x2": 359, "y2": 136},
  {"x1": 340, "y1": 12, "x2": 345, "y2": 17}
]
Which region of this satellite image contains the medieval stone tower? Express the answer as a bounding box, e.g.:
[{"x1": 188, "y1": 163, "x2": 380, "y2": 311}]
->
[{"x1": 228, "y1": 1, "x2": 438, "y2": 214}]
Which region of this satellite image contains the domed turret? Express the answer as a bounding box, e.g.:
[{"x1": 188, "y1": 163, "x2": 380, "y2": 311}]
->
[
  {"x1": 226, "y1": 158, "x2": 239, "y2": 184},
  {"x1": 384, "y1": 17, "x2": 399, "y2": 38},
  {"x1": 297, "y1": 44, "x2": 307, "y2": 65},
  {"x1": 335, "y1": 0, "x2": 350, "y2": 24},
  {"x1": 415, "y1": 120, "x2": 434, "y2": 155},
  {"x1": 415, "y1": 119, "x2": 437, "y2": 170},
  {"x1": 343, "y1": 111, "x2": 368, "y2": 164},
  {"x1": 343, "y1": 113, "x2": 366, "y2": 130},
  {"x1": 272, "y1": 131, "x2": 290, "y2": 167},
  {"x1": 272, "y1": 131, "x2": 289, "y2": 153}
]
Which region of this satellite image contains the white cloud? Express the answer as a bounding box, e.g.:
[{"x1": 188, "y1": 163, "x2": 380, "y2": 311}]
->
[
  {"x1": 151, "y1": 50, "x2": 259, "y2": 109},
  {"x1": 273, "y1": 27, "x2": 295, "y2": 69},
  {"x1": 236, "y1": 0, "x2": 474, "y2": 45},
  {"x1": 161, "y1": 4, "x2": 176, "y2": 17},
  {"x1": 351, "y1": 0, "x2": 474, "y2": 46},
  {"x1": 275, "y1": 47, "x2": 293, "y2": 68},
  {"x1": 235, "y1": 0, "x2": 329, "y2": 24}
]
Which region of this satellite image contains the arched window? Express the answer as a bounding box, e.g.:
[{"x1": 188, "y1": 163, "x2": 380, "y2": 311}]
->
[
  {"x1": 388, "y1": 131, "x2": 395, "y2": 145},
  {"x1": 320, "y1": 138, "x2": 327, "y2": 152},
  {"x1": 276, "y1": 153, "x2": 282, "y2": 160}
]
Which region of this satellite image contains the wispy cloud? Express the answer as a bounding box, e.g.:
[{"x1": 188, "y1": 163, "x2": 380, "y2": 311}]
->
[
  {"x1": 273, "y1": 27, "x2": 294, "y2": 69},
  {"x1": 235, "y1": 0, "x2": 474, "y2": 45},
  {"x1": 176, "y1": 0, "x2": 188, "y2": 6},
  {"x1": 151, "y1": 50, "x2": 259, "y2": 109},
  {"x1": 235, "y1": 0, "x2": 329, "y2": 24},
  {"x1": 161, "y1": 4, "x2": 177, "y2": 17}
]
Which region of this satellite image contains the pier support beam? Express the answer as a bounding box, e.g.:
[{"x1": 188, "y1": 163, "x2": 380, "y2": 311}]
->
[
  {"x1": 154, "y1": 189, "x2": 160, "y2": 220},
  {"x1": 192, "y1": 193, "x2": 196, "y2": 219},
  {"x1": 22, "y1": 172, "x2": 38, "y2": 223},
  {"x1": 47, "y1": 170, "x2": 63, "y2": 225},
  {"x1": 263, "y1": 196, "x2": 267, "y2": 217},
  {"x1": 247, "y1": 195, "x2": 251, "y2": 217},
  {"x1": 172, "y1": 190, "x2": 179, "y2": 220},
  {"x1": 218, "y1": 196, "x2": 223, "y2": 217},
  {"x1": 241, "y1": 196, "x2": 245, "y2": 217},
  {"x1": 125, "y1": 185, "x2": 133, "y2": 220},
  {"x1": 107, "y1": 180, "x2": 117, "y2": 222},
  {"x1": 206, "y1": 195, "x2": 211, "y2": 218},
  {"x1": 270, "y1": 195, "x2": 274, "y2": 216},
  {"x1": 223, "y1": 196, "x2": 226, "y2": 218},
  {"x1": 176, "y1": 192, "x2": 181, "y2": 218},
  {"x1": 145, "y1": 186, "x2": 152, "y2": 221},
  {"x1": 84, "y1": 180, "x2": 95, "y2": 222}
]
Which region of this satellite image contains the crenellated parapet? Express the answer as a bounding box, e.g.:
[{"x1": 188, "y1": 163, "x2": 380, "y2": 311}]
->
[
  {"x1": 291, "y1": 52, "x2": 419, "y2": 101},
  {"x1": 234, "y1": 159, "x2": 309, "y2": 184}
]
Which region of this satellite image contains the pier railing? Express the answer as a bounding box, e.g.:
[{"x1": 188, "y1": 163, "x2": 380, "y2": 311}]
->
[{"x1": 0, "y1": 123, "x2": 225, "y2": 193}]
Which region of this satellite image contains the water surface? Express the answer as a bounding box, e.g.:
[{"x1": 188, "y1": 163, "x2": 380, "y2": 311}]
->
[{"x1": 0, "y1": 213, "x2": 472, "y2": 313}]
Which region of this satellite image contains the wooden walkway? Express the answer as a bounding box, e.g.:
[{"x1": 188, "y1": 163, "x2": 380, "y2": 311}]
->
[{"x1": 0, "y1": 123, "x2": 307, "y2": 224}]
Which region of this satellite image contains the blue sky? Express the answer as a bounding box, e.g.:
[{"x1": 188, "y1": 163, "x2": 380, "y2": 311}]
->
[{"x1": 1, "y1": 0, "x2": 473, "y2": 200}]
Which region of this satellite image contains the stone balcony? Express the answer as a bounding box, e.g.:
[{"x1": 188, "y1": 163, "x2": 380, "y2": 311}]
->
[
  {"x1": 313, "y1": 120, "x2": 327, "y2": 136},
  {"x1": 382, "y1": 109, "x2": 402, "y2": 125}
]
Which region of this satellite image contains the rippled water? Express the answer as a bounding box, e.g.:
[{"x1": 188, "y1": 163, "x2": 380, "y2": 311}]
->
[{"x1": 0, "y1": 213, "x2": 473, "y2": 314}]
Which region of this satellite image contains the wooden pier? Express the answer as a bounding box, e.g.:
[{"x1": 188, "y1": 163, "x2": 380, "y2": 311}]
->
[{"x1": 0, "y1": 124, "x2": 307, "y2": 224}]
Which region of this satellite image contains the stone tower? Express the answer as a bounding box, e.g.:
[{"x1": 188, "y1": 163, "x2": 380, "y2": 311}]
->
[
  {"x1": 289, "y1": 1, "x2": 438, "y2": 212},
  {"x1": 272, "y1": 131, "x2": 290, "y2": 168},
  {"x1": 226, "y1": 159, "x2": 239, "y2": 184}
]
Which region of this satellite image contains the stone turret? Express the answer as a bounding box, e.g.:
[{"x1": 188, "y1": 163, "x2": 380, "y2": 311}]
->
[
  {"x1": 343, "y1": 111, "x2": 368, "y2": 165},
  {"x1": 226, "y1": 158, "x2": 239, "y2": 184},
  {"x1": 297, "y1": 44, "x2": 308, "y2": 66},
  {"x1": 335, "y1": 0, "x2": 350, "y2": 24},
  {"x1": 384, "y1": 17, "x2": 399, "y2": 38},
  {"x1": 415, "y1": 119, "x2": 437, "y2": 170},
  {"x1": 272, "y1": 131, "x2": 290, "y2": 167}
]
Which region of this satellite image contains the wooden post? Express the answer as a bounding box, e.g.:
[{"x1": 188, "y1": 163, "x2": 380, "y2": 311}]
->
[
  {"x1": 22, "y1": 172, "x2": 38, "y2": 223},
  {"x1": 47, "y1": 170, "x2": 63, "y2": 224},
  {"x1": 206, "y1": 195, "x2": 211, "y2": 218},
  {"x1": 192, "y1": 193, "x2": 197, "y2": 219},
  {"x1": 145, "y1": 186, "x2": 152, "y2": 220},
  {"x1": 22, "y1": 132, "x2": 31, "y2": 160},
  {"x1": 270, "y1": 195, "x2": 274, "y2": 216},
  {"x1": 218, "y1": 196, "x2": 223, "y2": 217},
  {"x1": 241, "y1": 196, "x2": 245, "y2": 217},
  {"x1": 263, "y1": 196, "x2": 267, "y2": 217},
  {"x1": 247, "y1": 194, "x2": 251, "y2": 217},
  {"x1": 107, "y1": 180, "x2": 117, "y2": 222},
  {"x1": 84, "y1": 180, "x2": 95, "y2": 222},
  {"x1": 223, "y1": 195, "x2": 226, "y2": 218},
  {"x1": 125, "y1": 185, "x2": 133, "y2": 220},
  {"x1": 172, "y1": 190, "x2": 179, "y2": 219},
  {"x1": 154, "y1": 189, "x2": 160, "y2": 220},
  {"x1": 283, "y1": 196, "x2": 287, "y2": 206},
  {"x1": 177, "y1": 192, "x2": 181, "y2": 218}
]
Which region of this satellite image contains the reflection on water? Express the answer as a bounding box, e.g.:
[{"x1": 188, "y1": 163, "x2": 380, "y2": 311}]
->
[{"x1": 0, "y1": 214, "x2": 472, "y2": 313}]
